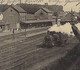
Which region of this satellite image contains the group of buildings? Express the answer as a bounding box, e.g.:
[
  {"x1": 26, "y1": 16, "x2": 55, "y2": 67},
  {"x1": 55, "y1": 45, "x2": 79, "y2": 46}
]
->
[
  {"x1": 0, "y1": 4, "x2": 79, "y2": 31},
  {"x1": 0, "y1": 4, "x2": 64, "y2": 31}
]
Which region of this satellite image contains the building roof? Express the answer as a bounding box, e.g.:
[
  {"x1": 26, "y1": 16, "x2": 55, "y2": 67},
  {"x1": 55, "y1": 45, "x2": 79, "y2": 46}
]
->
[
  {"x1": 41, "y1": 7, "x2": 52, "y2": 13},
  {"x1": 11, "y1": 5, "x2": 26, "y2": 13},
  {"x1": 61, "y1": 12, "x2": 77, "y2": 22},
  {"x1": 26, "y1": 14, "x2": 37, "y2": 20},
  {"x1": 0, "y1": 4, "x2": 63, "y2": 14},
  {"x1": 21, "y1": 19, "x2": 55, "y2": 24}
]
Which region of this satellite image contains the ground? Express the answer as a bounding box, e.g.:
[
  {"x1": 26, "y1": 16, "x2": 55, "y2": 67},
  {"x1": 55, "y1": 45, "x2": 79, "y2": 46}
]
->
[
  {"x1": 41, "y1": 42, "x2": 80, "y2": 70},
  {"x1": 0, "y1": 27, "x2": 79, "y2": 70}
]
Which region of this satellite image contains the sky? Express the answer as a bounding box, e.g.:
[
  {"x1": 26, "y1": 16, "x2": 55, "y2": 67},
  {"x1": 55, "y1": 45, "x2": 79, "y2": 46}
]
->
[{"x1": 0, "y1": 0, "x2": 80, "y2": 12}]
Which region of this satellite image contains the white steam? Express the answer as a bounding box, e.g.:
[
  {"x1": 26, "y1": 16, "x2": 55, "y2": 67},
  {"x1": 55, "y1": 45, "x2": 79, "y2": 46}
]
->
[{"x1": 48, "y1": 23, "x2": 80, "y2": 36}]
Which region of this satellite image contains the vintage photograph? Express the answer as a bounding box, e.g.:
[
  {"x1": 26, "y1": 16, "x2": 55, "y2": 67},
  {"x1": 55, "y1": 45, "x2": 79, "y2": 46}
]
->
[{"x1": 0, "y1": 0, "x2": 80, "y2": 70}]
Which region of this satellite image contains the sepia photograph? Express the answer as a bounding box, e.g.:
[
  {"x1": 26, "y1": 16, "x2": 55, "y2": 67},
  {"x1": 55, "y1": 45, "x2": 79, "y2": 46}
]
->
[{"x1": 0, "y1": 0, "x2": 80, "y2": 70}]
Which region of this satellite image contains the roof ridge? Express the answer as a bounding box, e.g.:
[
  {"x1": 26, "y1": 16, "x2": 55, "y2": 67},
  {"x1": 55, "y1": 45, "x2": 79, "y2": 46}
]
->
[
  {"x1": 11, "y1": 5, "x2": 26, "y2": 13},
  {"x1": 41, "y1": 7, "x2": 52, "y2": 13}
]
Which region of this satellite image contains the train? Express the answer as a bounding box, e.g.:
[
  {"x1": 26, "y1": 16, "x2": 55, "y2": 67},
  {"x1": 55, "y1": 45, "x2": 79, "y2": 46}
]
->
[{"x1": 42, "y1": 23, "x2": 80, "y2": 47}]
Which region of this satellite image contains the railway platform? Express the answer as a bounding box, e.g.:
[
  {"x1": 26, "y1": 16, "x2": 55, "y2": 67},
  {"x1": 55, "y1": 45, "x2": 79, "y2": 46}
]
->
[
  {"x1": 0, "y1": 27, "x2": 49, "y2": 37},
  {"x1": 0, "y1": 30, "x2": 47, "y2": 47}
]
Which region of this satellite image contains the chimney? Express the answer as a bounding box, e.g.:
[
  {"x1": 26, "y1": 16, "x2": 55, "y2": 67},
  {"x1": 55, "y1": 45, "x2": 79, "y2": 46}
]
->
[{"x1": 44, "y1": 3, "x2": 48, "y2": 8}]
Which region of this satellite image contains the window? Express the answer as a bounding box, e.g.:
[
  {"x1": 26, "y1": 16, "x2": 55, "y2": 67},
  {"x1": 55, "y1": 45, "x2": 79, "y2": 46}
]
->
[
  {"x1": 11, "y1": 9, "x2": 12, "y2": 12},
  {"x1": 40, "y1": 11, "x2": 43, "y2": 15}
]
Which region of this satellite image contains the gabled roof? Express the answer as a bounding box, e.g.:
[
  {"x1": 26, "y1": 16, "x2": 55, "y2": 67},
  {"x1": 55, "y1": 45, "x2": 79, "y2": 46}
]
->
[
  {"x1": 11, "y1": 5, "x2": 26, "y2": 13},
  {"x1": 1, "y1": 4, "x2": 63, "y2": 14},
  {"x1": 61, "y1": 12, "x2": 77, "y2": 22},
  {"x1": 41, "y1": 7, "x2": 52, "y2": 13}
]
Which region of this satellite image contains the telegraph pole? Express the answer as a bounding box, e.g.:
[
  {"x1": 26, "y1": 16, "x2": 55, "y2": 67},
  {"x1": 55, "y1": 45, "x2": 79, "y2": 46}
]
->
[
  {"x1": 12, "y1": 28, "x2": 15, "y2": 40},
  {"x1": 76, "y1": 2, "x2": 80, "y2": 6},
  {"x1": 25, "y1": 28, "x2": 26, "y2": 38},
  {"x1": 70, "y1": 9, "x2": 74, "y2": 25},
  {"x1": 55, "y1": 12, "x2": 59, "y2": 25}
]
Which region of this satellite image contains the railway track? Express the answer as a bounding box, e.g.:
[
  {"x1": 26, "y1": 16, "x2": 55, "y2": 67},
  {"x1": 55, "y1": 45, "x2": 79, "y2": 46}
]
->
[
  {"x1": 0, "y1": 32, "x2": 61, "y2": 70},
  {"x1": 0, "y1": 33, "x2": 46, "y2": 70},
  {"x1": 0, "y1": 37, "x2": 44, "y2": 63},
  {"x1": 0, "y1": 30, "x2": 76, "y2": 70},
  {"x1": 0, "y1": 27, "x2": 48, "y2": 42}
]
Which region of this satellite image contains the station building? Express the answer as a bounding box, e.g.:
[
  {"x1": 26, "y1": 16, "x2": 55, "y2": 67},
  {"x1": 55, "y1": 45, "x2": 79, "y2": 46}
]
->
[
  {"x1": 20, "y1": 7, "x2": 56, "y2": 29},
  {"x1": 20, "y1": 20, "x2": 55, "y2": 29},
  {"x1": 2, "y1": 5, "x2": 58, "y2": 30}
]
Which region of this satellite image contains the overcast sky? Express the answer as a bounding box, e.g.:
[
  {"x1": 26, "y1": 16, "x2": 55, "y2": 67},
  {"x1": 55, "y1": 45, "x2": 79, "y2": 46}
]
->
[{"x1": 0, "y1": 0, "x2": 80, "y2": 12}]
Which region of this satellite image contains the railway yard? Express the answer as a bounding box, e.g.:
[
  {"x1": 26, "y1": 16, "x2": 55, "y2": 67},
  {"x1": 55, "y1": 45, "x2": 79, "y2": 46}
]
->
[
  {"x1": 0, "y1": 2, "x2": 80, "y2": 70},
  {"x1": 0, "y1": 27, "x2": 79, "y2": 70}
]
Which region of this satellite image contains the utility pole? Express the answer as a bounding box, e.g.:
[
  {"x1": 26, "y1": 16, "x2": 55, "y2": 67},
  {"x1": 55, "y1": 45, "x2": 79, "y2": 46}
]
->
[
  {"x1": 70, "y1": 9, "x2": 75, "y2": 25},
  {"x1": 55, "y1": 12, "x2": 58, "y2": 24},
  {"x1": 12, "y1": 28, "x2": 15, "y2": 40},
  {"x1": 76, "y1": 2, "x2": 80, "y2": 6},
  {"x1": 25, "y1": 27, "x2": 26, "y2": 38}
]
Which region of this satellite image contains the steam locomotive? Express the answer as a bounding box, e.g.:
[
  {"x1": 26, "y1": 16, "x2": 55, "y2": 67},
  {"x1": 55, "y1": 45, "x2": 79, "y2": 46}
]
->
[{"x1": 42, "y1": 23, "x2": 80, "y2": 47}]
